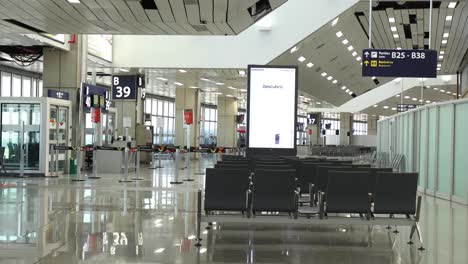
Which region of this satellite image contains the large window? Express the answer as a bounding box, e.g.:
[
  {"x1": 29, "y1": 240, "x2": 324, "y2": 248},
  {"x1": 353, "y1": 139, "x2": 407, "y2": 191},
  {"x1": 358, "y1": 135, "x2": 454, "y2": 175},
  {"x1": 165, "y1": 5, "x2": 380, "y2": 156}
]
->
[
  {"x1": 0, "y1": 70, "x2": 42, "y2": 97},
  {"x1": 144, "y1": 96, "x2": 175, "y2": 145},
  {"x1": 200, "y1": 105, "x2": 217, "y2": 146},
  {"x1": 321, "y1": 112, "x2": 340, "y2": 135},
  {"x1": 353, "y1": 113, "x2": 368, "y2": 135},
  {"x1": 297, "y1": 116, "x2": 307, "y2": 145}
]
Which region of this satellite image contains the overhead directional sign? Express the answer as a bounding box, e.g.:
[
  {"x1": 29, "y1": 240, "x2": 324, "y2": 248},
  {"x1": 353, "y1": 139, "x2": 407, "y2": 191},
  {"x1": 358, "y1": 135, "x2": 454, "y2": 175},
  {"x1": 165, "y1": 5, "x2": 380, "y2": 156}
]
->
[
  {"x1": 112, "y1": 75, "x2": 138, "y2": 100},
  {"x1": 362, "y1": 49, "x2": 437, "y2": 78},
  {"x1": 397, "y1": 104, "x2": 419, "y2": 113}
]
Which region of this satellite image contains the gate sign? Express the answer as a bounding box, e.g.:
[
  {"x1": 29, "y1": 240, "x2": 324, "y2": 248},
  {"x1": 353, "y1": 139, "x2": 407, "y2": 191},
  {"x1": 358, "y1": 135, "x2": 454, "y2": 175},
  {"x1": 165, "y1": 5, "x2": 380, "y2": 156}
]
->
[
  {"x1": 397, "y1": 104, "x2": 419, "y2": 113},
  {"x1": 362, "y1": 49, "x2": 437, "y2": 78},
  {"x1": 82, "y1": 83, "x2": 111, "y2": 111},
  {"x1": 308, "y1": 113, "x2": 318, "y2": 125},
  {"x1": 112, "y1": 75, "x2": 137, "y2": 100},
  {"x1": 184, "y1": 109, "x2": 193, "y2": 125}
]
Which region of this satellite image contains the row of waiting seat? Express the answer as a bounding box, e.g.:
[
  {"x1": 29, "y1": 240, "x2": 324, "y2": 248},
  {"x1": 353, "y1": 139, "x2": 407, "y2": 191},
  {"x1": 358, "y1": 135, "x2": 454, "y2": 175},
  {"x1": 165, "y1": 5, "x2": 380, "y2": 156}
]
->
[{"x1": 205, "y1": 155, "x2": 418, "y2": 218}]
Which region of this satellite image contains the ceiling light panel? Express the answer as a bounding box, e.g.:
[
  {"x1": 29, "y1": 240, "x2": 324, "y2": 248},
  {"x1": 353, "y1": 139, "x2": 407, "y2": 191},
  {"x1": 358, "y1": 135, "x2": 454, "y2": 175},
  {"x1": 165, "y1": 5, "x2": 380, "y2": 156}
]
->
[
  {"x1": 306, "y1": 62, "x2": 313, "y2": 68},
  {"x1": 448, "y1": 2, "x2": 457, "y2": 8},
  {"x1": 332, "y1": 17, "x2": 339, "y2": 26},
  {"x1": 298, "y1": 56, "x2": 306, "y2": 62},
  {"x1": 336, "y1": 31, "x2": 343, "y2": 38},
  {"x1": 290, "y1": 46, "x2": 298, "y2": 53},
  {"x1": 342, "y1": 39, "x2": 349, "y2": 45}
]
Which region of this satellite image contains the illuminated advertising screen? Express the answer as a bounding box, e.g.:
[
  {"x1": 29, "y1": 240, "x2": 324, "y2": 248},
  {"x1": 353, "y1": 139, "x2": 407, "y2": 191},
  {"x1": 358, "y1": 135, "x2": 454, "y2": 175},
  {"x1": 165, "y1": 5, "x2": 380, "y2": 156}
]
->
[{"x1": 247, "y1": 65, "x2": 298, "y2": 156}]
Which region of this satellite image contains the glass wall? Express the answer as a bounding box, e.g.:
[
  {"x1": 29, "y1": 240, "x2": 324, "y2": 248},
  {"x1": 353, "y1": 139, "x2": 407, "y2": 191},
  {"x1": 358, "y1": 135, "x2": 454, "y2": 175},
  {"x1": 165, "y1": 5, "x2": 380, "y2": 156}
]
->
[
  {"x1": 144, "y1": 96, "x2": 175, "y2": 145},
  {"x1": 377, "y1": 100, "x2": 468, "y2": 205},
  {"x1": 200, "y1": 104, "x2": 217, "y2": 146},
  {"x1": 353, "y1": 113, "x2": 368, "y2": 135},
  {"x1": 297, "y1": 116, "x2": 307, "y2": 145},
  {"x1": 0, "y1": 70, "x2": 42, "y2": 98},
  {"x1": 321, "y1": 112, "x2": 340, "y2": 135}
]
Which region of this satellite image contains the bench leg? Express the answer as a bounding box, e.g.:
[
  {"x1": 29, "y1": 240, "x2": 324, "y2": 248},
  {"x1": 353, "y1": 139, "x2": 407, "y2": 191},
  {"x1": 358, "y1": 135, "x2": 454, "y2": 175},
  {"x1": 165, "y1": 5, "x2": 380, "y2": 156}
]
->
[
  {"x1": 415, "y1": 222, "x2": 425, "y2": 251},
  {"x1": 408, "y1": 224, "x2": 417, "y2": 244}
]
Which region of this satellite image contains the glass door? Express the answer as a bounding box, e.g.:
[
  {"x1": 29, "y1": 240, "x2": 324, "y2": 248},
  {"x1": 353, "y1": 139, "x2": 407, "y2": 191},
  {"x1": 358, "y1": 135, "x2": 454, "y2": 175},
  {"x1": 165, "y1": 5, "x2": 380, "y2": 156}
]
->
[
  {"x1": 49, "y1": 105, "x2": 69, "y2": 174},
  {"x1": 1, "y1": 103, "x2": 41, "y2": 171}
]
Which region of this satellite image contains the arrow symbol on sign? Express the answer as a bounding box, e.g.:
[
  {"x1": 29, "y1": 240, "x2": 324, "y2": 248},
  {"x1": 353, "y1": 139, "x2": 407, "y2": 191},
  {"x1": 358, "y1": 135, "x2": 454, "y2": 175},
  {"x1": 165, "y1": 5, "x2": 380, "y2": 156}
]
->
[
  {"x1": 364, "y1": 61, "x2": 370, "y2": 66},
  {"x1": 364, "y1": 51, "x2": 370, "y2": 57}
]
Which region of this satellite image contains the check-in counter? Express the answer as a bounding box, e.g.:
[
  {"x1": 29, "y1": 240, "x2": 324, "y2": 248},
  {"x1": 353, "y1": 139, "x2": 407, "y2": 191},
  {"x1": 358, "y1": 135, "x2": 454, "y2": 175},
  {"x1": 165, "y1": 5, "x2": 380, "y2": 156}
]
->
[{"x1": 96, "y1": 140, "x2": 136, "y2": 173}]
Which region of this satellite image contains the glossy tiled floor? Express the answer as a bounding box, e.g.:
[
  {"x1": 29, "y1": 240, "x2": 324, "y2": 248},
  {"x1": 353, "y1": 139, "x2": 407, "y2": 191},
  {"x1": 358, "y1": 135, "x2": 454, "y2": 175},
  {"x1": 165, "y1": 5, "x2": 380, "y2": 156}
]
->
[{"x1": 0, "y1": 155, "x2": 467, "y2": 264}]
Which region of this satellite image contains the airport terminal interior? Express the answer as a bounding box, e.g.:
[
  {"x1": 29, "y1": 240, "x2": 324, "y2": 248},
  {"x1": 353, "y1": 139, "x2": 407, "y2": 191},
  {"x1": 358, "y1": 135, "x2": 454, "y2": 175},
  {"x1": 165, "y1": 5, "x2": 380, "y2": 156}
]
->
[{"x1": 0, "y1": 0, "x2": 467, "y2": 263}]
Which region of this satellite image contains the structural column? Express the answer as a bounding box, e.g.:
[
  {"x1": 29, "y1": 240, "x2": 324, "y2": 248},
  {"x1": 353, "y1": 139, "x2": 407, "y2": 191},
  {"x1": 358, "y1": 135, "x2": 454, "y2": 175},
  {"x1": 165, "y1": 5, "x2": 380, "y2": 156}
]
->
[
  {"x1": 339, "y1": 113, "x2": 353, "y2": 145},
  {"x1": 367, "y1": 115, "x2": 379, "y2": 136},
  {"x1": 175, "y1": 88, "x2": 200, "y2": 147},
  {"x1": 217, "y1": 96, "x2": 238, "y2": 148},
  {"x1": 42, "y1": 35, "x2": 88, "y2": 148},
  {"x1": 307, "y1": 113, "x2": 321, "y2": 145}
]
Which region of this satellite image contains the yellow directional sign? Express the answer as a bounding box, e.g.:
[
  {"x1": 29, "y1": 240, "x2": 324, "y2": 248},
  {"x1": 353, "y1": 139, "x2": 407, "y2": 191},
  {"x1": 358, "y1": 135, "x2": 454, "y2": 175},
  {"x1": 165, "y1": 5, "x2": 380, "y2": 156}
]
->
[{"x1": 364, "y1": 61, "x2": 370, "y2": 66}]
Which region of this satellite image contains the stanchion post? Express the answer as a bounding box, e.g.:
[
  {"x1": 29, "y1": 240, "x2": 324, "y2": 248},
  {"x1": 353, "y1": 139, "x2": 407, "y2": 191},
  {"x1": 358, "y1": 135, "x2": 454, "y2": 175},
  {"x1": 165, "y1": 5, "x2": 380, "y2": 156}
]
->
[
  {"x1": 18, "y1": 121, "x2": 27, "y2": 178},
  {"x1": 88, "y1": 121, "x2": 101, "y2": 179},
  {"x1": 170, "y1": 149, "x2": 183, "y2": 184},
  {"x1": 194, "y1": 151, "x2": 204, "y2": 175},
  {"x1": 132, "y1": 149, "x2": 143, "y2": 180},
  {"x1": 184, "y1": 125, "x2": 194, "y2": 182},
  {"x1": 119, "y1": 128, "x2": 132, "y2": 183},
  {"x1": 195, "y1": 189, "x2": 202, "y2": 247},
  {"x1": 50, "y1": 145, "x2": 55, "y2": 177},
  {"x1": 72, "y1": 147, "x2": 86, "y2": 182}
]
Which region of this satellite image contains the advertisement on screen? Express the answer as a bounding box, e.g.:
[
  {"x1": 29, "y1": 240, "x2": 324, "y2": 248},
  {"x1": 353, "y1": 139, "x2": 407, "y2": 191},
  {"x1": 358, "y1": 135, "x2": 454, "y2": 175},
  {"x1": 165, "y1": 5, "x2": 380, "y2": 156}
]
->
[{"x1": 247, "y1": 65, "x2": 297, "y2": 155}]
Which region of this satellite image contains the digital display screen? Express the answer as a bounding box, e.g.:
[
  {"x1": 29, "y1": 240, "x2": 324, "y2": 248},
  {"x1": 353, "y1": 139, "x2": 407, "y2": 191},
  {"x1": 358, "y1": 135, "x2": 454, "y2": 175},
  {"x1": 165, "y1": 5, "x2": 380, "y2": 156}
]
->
[{"x1": 248, "y1": 66, "x2": 297, "y2": 151}]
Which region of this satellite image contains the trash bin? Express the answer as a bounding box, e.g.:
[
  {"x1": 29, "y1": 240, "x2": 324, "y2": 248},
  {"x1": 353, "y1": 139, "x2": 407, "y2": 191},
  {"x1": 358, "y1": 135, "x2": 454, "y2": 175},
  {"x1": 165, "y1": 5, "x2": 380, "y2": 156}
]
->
[{"x1": 69, "y1": 159, "x2": 77, "y2": 175}]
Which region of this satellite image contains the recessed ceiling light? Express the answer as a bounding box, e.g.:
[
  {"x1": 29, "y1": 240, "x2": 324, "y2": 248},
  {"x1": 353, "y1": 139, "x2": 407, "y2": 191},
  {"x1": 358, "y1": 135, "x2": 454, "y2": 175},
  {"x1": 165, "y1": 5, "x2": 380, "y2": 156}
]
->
[
  {"x1": 433, "y1": 87, "x2": 439, "y2": 90},
  {"x1": 393, "y1": 34, "x2": 399, "y2": 39},
  {"x1": 327, "y1": 76, "x2": 333, "y2": 81},
  {"x1": 419, "y1": 99, "x2": 423, "y2": 102},
  {"x1": 200, "y1": 78, "x2": 211, "y2": 81},
  {"x1": 67, "y1": 0, "x2": 81, "y2": 3},
  {"x1": 298, "y1": 56, "x2": 306, "y2": 62},
  {"x1": 412, "y1": 98, "x2": 417, "y2": 101},
  {"x1": 374, "y1": 105, "x2": 378, "y2": 107},
  {"x1": 239, "y1": 70, "x2": 246, "y2": 76},
  {"x1": 448, "y1": 2, "x2": 458, "y2": 8},
  {"x1": 189, "y1": 86, "x2": 198, "y2": 89},
  {"x1": 397, "y1": 47, "x2": 402, "y2": 50},
  {"x1": 352, "y1": 51, "x2": 357, "y2": 57},
  {"x1": 356, "y1": 57, "x2": 362, "y2": 61},
  {"x1": 157, "y1": 77, "x2": 168, "y2": 81},
  {"x1": 404, "y1": 95, "x2": 410, "y2": 99},
  {"x1": 452, "y1": 93, "x2": 457, "y2": 96},
  {"x1": 426, "y1": 100, "x2": 431, "y2": 103},
  {"x1": 437, "y1": 68, "x2": 441, "y2": 71},
  {"x1": 437, "y1": 64, "x2": 442, "y2": 67},
  {"x1": 446, "y1": 91, "x2": 451, "y2": 94},
  {"x1": 240, "y1": 89, "x2": 247, "y2": 92},
  {"x1": 120, "y1": 68, "x2": 129, "y2": 72},
  {"x1": 178, "y1": 69, "x2": 187, "y2": 73},
  {"x1": 321, "y1": 72, "x2": 327, "y2": 77},
  {"x1": 383, "y1": 106, "x2": 389, "y2": 109},
  {"x1": 443, "y1": 33, "x2": 449, "y2": 38},
  {"x1": 440, "y1": 89, "x2": 445, "y2": 92},
  {"x1": 342, "y1": 39, "x2": 349, "y2": 45},
  {"x1": 389, "y1": 17, "x2": 395, "y2": 23},
  {"x1": 226, "y1": 94, "x2": 234, "y2": 97},
  {"x1": 441, "y1": 39, "x2": 448, "y2": 44},
  {"x1": 347, "y1": 45, "x2": 354, "y2": 51},
  {"x1": 215, "y1": 82, "x2": 224, "y2": 85},
  {"x1": 227, "y1": 86, "x2": 236, "y2": 90},
  {"x1": 341, "y1": 86, "x2": 347, "y2": 90},
  {"x1": 332, "y1": 17, "x2": 339, "y2": 26},
  {"x1": 316, "y1": 102, "x2": 322, "y2": 105},
  {"x1": 371, "y1": 76, "x2": 376, "y2": 80},
  {"x1": 440, "y1": 51, "x2": 445, "y2": 55},
  {"x1": 290, "y1": 46, "x2": 298, "y2": 53},
  {"x1": 174, "y1": 82, "x2": 184, "y2": 86},
  {"x1": 332, "y1": 80, "x2": 338, "y2": 84},
  {"x1": 391, "y1": 107, "x2": 397, "y2": 111},
  {"x1": 336, "y1": 31, "x2": 343, "y2": 38},
  {"x1": 395, "y1": 94, "x2": 400, "y2": 97},
  {"x1": 439, "y1": 55, "x2": 444, "y2": 59},
  {"x1": 446, "y1": 15, "x2": 453, "y2": 21},
  {"x1": 348, "y1": 91, "x2": 353, "y2": 95},
  {"x1": 391, "y1": 26, "x2": 397, "y2": 32},
  {"x1": 345, "y1": 89, "x2": 350, "y2": 92},
  {"x1": 306, "y1": 62, "x2": 314, "y2": 68}
]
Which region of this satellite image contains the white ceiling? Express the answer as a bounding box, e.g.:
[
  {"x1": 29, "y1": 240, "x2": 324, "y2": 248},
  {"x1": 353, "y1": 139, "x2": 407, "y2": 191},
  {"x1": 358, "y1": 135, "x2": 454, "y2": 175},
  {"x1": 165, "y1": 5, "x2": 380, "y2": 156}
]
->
[
  {"x1": 271, "y1": 0, "x2": 467, "y2": 116},
  {"x1": 0, "y1": 0, "x2": 287, "y2": 35}
]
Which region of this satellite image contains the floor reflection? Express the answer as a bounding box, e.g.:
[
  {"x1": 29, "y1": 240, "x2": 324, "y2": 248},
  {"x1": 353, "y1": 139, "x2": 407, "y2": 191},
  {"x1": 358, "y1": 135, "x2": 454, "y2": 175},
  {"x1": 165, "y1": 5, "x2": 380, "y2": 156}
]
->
[{"x1": 0, "y1": 157, "x2": 466, "y2": 264}]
